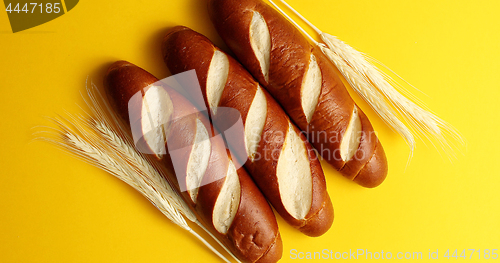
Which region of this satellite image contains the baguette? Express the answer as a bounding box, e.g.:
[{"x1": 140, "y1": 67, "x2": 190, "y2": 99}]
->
[
  {"x1": 104, "y1": 61, "x2": 282, "y2": 263},
  {"x1": 208, "y1": 0, "x2": 388, "y2": 187},
  {"x1": 162, "y1": 26, "x2": 334, "y2": 237}
]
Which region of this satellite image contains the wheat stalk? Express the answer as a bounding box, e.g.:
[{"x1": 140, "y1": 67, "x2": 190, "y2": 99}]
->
[
  {"x1": 86, "y1": 83, "x2": 241, "y2": 263},
  {"x1": 268, "y1": 0, "x2": 465, "y2": 158},
  {"x1": 318, "y1": 44, "x2": 415, "y2": 151},
  {"x1": 320, "y1": 34, "x2": 464, "y2": 157},
  {"x1": 35, "y1": 82, "x2": 235, "y2": 263}
]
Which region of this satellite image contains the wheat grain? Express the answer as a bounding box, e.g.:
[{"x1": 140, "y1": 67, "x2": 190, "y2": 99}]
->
[
  {"x1": 37, "y1": 83, "x2": 234, "y2": 263},
  {"x1": 87, "y1": 83, "x2": 242, "y2": 262},
  {"x1": 321, "y1": 33, "x2": 464, "y2": 157},
  {"x1": 268, "y1": 0, "x2": 464, "y2": 158},
  {"x1": 319, "y1": 44, "x2": 415, "y2": 150}
]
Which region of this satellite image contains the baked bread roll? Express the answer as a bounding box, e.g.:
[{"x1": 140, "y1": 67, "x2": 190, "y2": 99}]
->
[
  {"x1": 104, "y1": 61, "x2": 282, "y2": 263},
  {"x1": 162, "y1": 26, "x2": 334, "y2": 237}
]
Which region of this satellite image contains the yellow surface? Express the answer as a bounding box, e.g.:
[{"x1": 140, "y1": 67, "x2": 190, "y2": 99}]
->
[{"x1": 1, "y1": 0, "x2": 499, "y2": 262}]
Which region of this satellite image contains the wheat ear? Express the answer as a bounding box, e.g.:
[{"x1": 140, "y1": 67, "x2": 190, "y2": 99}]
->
[
  {"x1": 86, "y1": 83, "x2": 241, "y2": 263},
  {"x1": 86, "y1": 83, "x2": 242, "y2": 263},
  {"x1": 268, "y1": 0, "x2": 465, "y2": 158},
  {"x1": 36, "y1": 82, "x2": 233, "y2": 263}
]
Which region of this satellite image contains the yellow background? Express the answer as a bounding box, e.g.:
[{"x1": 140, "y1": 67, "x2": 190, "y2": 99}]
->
[{"x1": 1, "y1": 0, "x2": 499, "y2": 262}]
